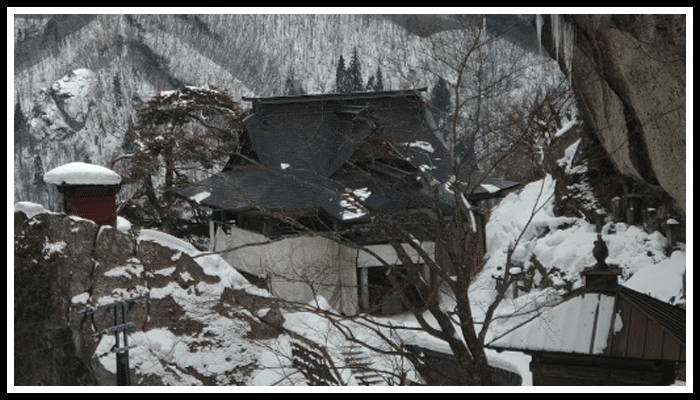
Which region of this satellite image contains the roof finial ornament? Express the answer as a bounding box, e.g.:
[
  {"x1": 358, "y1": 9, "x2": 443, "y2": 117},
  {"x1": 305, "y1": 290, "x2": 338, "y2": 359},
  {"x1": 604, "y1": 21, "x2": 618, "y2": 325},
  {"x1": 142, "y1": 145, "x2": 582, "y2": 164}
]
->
[
  {"x1": 592, "y1": 232, "x2": 609, "y2": 269},
  {"x1": 582, "y1": 209, "x2": 621, "y2": 291},
  {"x1": 593, "y1": 209, "x2": 609, "y2": 269}
]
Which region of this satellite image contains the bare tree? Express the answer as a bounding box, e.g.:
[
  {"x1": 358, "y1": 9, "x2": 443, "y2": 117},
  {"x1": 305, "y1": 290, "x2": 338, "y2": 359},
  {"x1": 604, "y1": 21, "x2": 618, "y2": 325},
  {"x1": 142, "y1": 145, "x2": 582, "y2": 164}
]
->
[
  {"x1": 263, "y1": 22, "x2": 571, "y2": 385},
  {"x1": 179, "y1": 21, "x2": 572, "y2": 386}
]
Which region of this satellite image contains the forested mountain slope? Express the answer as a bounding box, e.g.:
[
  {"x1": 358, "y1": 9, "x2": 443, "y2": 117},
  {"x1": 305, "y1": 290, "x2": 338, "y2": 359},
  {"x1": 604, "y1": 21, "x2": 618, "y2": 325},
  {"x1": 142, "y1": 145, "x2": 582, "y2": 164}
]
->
[{"x1": 13, "y1": 14, "x2": 453, "y2": 206}]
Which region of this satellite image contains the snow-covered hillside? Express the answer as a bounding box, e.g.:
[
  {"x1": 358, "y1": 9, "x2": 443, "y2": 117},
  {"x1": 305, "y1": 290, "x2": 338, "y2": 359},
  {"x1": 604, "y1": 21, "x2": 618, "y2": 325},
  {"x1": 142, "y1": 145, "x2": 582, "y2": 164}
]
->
[
  {"x1": 476, "y1": 175, "x2": 686, "y2": 305},
  {"x1": 12, "y1": 14, "x2": 424, "y2": 207},
  {"x1": 13, "y1": 14, "x2": 563, "y2": 209}
]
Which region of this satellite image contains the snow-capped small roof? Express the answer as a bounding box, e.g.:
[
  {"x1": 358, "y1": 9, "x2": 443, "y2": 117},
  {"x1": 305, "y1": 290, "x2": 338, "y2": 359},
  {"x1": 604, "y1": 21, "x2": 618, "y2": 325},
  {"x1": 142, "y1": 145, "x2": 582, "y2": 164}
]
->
[
  {"x1": 44, "y1": 162, "x2": 122, "y2": 186},
  {"x1": 487, "y1": 285, "x2": 686, "y2": 361},
  {"x1": 488, "y1": 293, "x2": 618, "y2": 356}
]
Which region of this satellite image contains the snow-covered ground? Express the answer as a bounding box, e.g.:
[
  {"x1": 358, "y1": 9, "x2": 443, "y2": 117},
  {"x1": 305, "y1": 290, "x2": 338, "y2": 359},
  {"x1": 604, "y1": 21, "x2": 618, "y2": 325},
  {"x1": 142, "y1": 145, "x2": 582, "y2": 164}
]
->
[{"x1": 259, "y1": 174, "x2": 687, "y2": 388}]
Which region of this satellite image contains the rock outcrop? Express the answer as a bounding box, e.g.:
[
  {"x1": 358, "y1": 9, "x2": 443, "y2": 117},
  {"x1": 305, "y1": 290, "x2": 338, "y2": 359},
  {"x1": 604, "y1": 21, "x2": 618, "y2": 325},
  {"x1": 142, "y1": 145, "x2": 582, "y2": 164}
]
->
[
  {"x1": 13, "y1": 209, "x2": 274, "y2": 386},
  {"x1": 566, "y1": 15, "x2": 686, "y2": 215}
]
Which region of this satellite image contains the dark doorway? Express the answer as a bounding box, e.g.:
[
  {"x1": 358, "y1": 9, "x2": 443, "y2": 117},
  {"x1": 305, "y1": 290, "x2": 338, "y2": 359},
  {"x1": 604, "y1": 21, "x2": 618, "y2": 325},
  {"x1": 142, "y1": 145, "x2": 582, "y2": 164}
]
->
[{"x1": 358, "y1": 265, "x2": 425, "y2": 315}]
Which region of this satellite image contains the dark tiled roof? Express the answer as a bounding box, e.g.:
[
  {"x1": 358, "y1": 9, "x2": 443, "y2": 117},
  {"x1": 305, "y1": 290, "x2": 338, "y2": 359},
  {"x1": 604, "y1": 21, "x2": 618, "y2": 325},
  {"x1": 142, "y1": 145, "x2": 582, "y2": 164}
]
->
[
  {"x1": 242, "y1": 88, "x2": 430, "y2": 105},
  {"x1": 242, "y1": 88, "x2": 452, "y2": 181},
  {"x1": 176, "y1": 88, "x2": 519, "y2": 221},
  {"x1": 175, "y1": 167, "x2": 346, "y2": 216},
  {"x1": 175, "y1": 165, "x2": 456, "y2": 223},
  {"x1": 243, "y1": 103, "x2": 374, "y2": 178}
]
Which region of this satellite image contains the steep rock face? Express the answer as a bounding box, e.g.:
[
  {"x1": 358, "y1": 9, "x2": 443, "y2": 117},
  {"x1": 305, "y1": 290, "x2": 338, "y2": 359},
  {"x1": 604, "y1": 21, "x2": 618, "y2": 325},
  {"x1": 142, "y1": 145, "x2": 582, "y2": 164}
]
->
[
  {"x1": 13, "y1": 209, "x2": 272, "y2": 385},
  {"x1": 14, "y1": 211, "x2": 100, "y2": 385},
  {"x1": 567, "y1": 15, "x2": 686, "y2": 214}
]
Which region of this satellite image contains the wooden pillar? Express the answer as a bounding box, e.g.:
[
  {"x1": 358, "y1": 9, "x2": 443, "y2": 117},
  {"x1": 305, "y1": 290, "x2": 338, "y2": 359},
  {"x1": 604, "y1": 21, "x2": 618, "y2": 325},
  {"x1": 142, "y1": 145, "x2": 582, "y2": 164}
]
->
[
  {"x1": 209, "y1": 219, "x2": 216, "y2": 251},
  {"x1": 359, "y1": 267, "x2": 370, "y2": 313}
]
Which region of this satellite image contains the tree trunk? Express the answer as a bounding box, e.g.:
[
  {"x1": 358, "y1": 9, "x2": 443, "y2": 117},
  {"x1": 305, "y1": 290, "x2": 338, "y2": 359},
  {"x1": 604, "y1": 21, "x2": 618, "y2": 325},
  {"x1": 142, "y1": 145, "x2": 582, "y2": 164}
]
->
[{"x1": 161, "y1": 148, "x2": 176, "y2": 235}]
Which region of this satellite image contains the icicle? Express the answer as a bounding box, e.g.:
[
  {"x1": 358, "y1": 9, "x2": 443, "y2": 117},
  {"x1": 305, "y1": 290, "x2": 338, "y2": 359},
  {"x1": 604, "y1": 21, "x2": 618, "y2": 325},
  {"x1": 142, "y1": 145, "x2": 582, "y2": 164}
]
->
[
  {"x1": 551, "y1": 15, "x2": 575, "y2": 77},
  {"x1": 552, "y1": 14, "x2": 561, "y2": 63},
  {"x1": 562, "y1": 17, "x2": 574, "y2": 77},
  {"x1": 535, "y1": 14, "x2": 543, "y2": 56}
]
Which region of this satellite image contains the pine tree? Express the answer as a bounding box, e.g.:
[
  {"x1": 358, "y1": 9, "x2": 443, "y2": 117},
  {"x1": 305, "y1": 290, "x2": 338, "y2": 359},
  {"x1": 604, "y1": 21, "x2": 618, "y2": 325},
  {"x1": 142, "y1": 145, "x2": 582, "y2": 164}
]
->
[
  {"x1": 365, "y1": 75, "x2": 376, "y2": 92},
  {"x1": 374, "y1": 65, "x2": 384, "y2": 91},
  {"x1": 132, "y1": 85, "x2": 248, "y2": 234},
  {"x1": 29, "y1": 153, "x2": 48, "y2": 206},
  {"x1": 121, "y1": 123, "x2": 137, "y2": 154},
  {"x1": 348, "y1": 48, "x2": 363, "y2": 92},
  {"x1": 284, "y1": 69, "x2": 306, "y2": 96},
  {"x1": 284, "y1": 77, "x2": 296, "y2": 96},
  {"x1": 113, "y1": 74, "x2": 123, "y2": 108},
  {"x1": 14, "y1": 102, "x2": 30, "y2": 150},
  {"x1": 335, "y1": 55, "x2": 348, "y2": 93},
  {"x1": 430, "y1": 77, "x2": 451, "y2": 130}
]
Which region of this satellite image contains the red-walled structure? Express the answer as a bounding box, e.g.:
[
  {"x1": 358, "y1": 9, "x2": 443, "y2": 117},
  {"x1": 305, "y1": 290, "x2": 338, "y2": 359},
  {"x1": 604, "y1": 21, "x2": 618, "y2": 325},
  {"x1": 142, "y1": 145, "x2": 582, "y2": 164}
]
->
[
  {"x1": 59, "y1": 184, "x2": 120, "y2": 227},
  {"x1": 44, "y1": 162, "x2": 122, "y2": 228}
]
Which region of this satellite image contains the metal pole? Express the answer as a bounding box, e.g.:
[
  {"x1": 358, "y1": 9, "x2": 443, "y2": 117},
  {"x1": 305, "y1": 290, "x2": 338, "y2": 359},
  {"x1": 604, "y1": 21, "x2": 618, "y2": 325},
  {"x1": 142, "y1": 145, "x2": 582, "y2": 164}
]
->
[
  {"x1": 117, "y1": 302, "x2": 131, "y2": 386},
  {"x1": 86, "y1": 294, "x2": 147, "y2": 386}
]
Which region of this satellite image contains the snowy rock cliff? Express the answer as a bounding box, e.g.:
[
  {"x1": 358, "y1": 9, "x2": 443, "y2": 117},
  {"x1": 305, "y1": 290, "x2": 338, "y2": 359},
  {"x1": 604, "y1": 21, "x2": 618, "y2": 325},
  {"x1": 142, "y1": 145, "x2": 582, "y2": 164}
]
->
[
  {"x1": 541, "y1": 15, "x2": 686, "y2": 215},
  {"x1": 13, "y1": 204, "x2": 276, "y2": 386},
  {"x1": 14, "y1": 203, "x2": 422, "y2": 386}
]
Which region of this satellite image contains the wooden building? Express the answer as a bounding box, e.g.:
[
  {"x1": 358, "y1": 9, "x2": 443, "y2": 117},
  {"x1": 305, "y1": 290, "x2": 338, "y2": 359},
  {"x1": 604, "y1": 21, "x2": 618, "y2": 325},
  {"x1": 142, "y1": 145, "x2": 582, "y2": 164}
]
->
[
  {"x1": 43, "y1": 162, "x2": 122, "y2": 227},
  {"x1": 487, "y1": 233, "x2": 686, "y2": 385},
  {"x1": 176, "y1": 89, "x2": 520, "y2": 315}
]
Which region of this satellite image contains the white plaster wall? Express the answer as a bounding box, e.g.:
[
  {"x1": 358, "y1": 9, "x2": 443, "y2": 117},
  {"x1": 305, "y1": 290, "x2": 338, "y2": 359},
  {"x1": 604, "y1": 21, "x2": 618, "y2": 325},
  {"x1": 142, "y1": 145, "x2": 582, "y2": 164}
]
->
[
  {"x1": 213, "y1": 226, "x2": 434, "y2": 315},
  {"x1": 215, "y1": 226, "x2": 358, "y2": 315}
]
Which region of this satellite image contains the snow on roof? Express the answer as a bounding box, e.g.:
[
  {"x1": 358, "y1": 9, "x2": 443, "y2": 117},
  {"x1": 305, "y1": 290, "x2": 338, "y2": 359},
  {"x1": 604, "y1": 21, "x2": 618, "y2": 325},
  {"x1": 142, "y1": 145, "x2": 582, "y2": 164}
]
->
[
  {"x1": 44, "y1": 162, "x2": 122, "y2": 186},
  {"x1": 480, "y1": 183, "x2": 501, "y2": 194},
  {"x1": 622, "y1": 250, "x2": 686, "y2": 304},
  {"x1": 188, "y1": 191, "x2": 211, "y2": 204},
  {"x1": 401, "y1": 140, "x2": 435, "y2": 153},
  {"x1": 340, "y1": 187, "x2": 371, "y2": 220},
  {"x1": 488, "y1": 292, "x2": 617, "y2": 355}
]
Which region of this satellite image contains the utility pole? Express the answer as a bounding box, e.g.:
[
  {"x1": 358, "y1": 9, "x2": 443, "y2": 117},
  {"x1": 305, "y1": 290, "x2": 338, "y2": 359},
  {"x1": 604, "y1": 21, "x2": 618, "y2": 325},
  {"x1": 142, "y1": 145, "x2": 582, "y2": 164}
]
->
[{"x1": 82, "y1": 293, "x2": 149, "y2": 386}]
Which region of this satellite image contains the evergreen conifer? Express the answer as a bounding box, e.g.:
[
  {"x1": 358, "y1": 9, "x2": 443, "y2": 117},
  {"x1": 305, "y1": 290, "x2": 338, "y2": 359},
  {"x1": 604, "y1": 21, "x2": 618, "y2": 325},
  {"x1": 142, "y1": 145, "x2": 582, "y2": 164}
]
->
[
  {"x1": 335, "y1": 55, "x2": 348, "y2": 93},
  {"x1": 374, "y1": 65, "x2": 384, "y2": 91},
  {"x1": 33, "y1": 154, "x2": 46, "y2": 188},
  {"x1": 365, "y1": 76, "x2": 376, "y2": 92},
  {"x1": 348, "y1": 48, "x2": 363, "y2": 92},
  {"x1": 430, "y1": 77, "x2": 451, "y2": 129}
]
